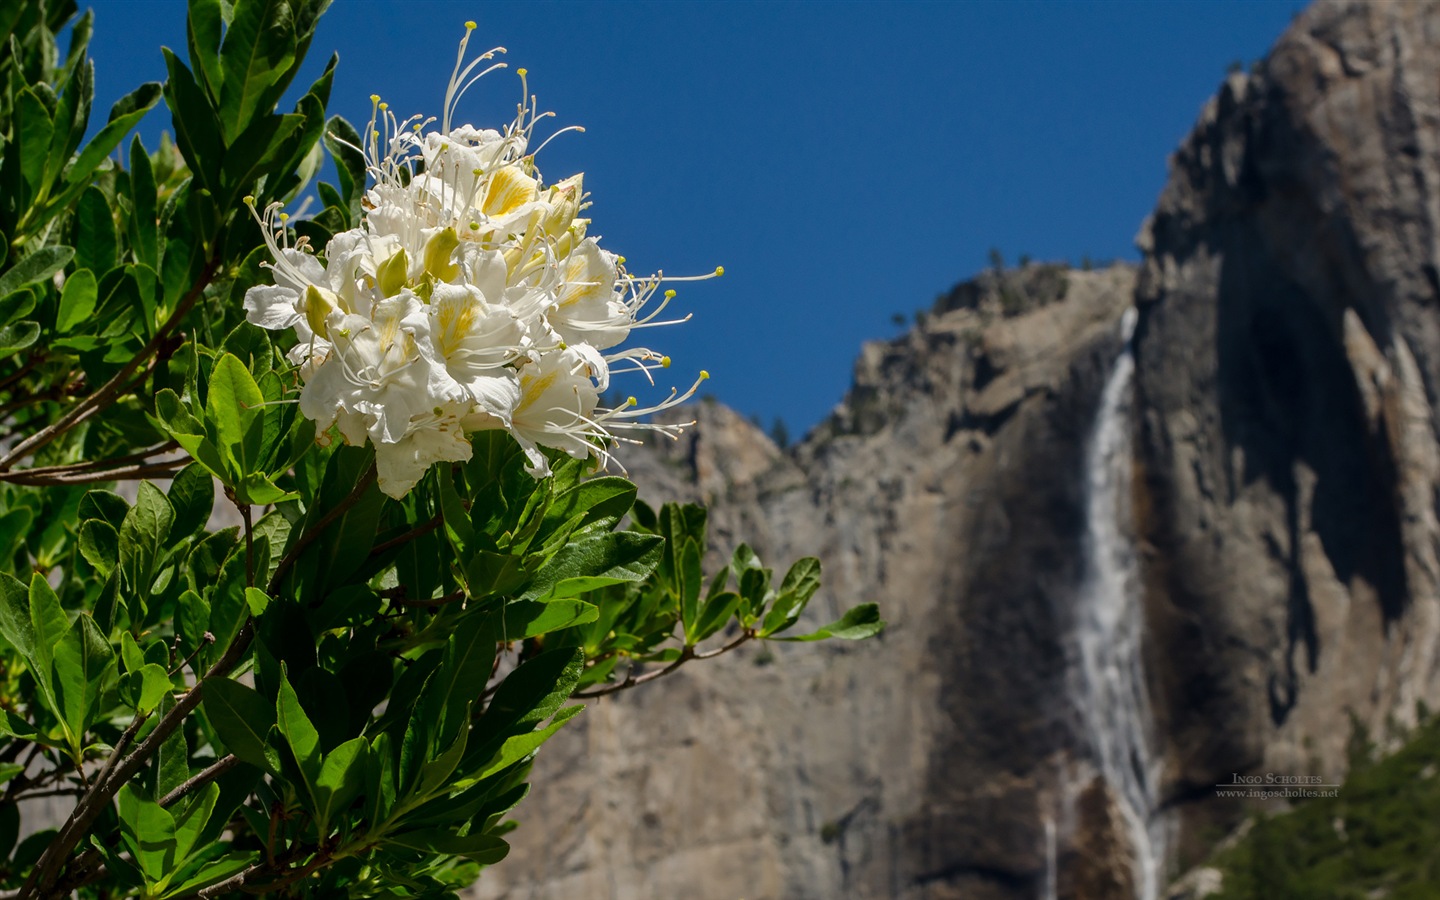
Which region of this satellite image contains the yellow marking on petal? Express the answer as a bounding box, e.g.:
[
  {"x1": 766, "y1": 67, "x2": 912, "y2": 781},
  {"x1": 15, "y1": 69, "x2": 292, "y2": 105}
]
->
[{"x1": 483, "y1": 165, "x2": 539, "y2": 217}]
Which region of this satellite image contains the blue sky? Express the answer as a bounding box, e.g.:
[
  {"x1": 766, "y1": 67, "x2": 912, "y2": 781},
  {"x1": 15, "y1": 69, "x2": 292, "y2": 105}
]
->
[{"x1": 86, "y1": 0, "x2": 1299, "y2": 438}]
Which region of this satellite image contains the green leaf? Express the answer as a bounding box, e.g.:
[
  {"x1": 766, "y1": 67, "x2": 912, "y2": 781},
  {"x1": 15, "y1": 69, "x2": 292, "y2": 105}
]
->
[
  {"x1": 313, "y1": 736, "x2": 367, "y2": 832},
  {"x1": 15, "y1": 88, "x2": 55, "y2": 200},
  {"x1": 760, "y1": 556, "x2": 822, "y2": 637},
  {"x1": 539, "y1": 476, "x2": 636, "y2": 539},
  {"x1": 162, "y1": 51, "x2": 222, "y2": 192},
  {"x1": 773, "y1": 603, "x2": 886, "y2": 642},
  {"x1": 0, "y1": 507, "x2": 31, "y2": 559},
  {"x1": 0, "y1": 287, "x2": 37, "y2": 327},
  {"x1": 276, "y1": 665, "x2": 322, "y2": 802},
  {"x1": 476, "y1": 704, "x2": 583, "y2": 780},
  {"x1": 521, "y1": 531, "x2": 664, "y2": 603},
  {"x1": 56, "y1": 267, "x2": 97, "y2": 332},
  {"x1": 62, "y1": 83, "x2": 162, "y2": 191},
  {"x1": 0, "y1": 321, "x2": 39, "y2": 356},
  {"x1": 129, "y1": 135, "x2": 159, "y2": 270},
  {"x1": 433, "y1": 615, "x2": 497, "y2": 748},
  {"x1": 120, "y1": 663, "x2": 172, "y2": 714},
  {"x1": 500, "y1": 599, "x2": 598, "y2": 639},
  {"x1": 171, "y1": 781, "x2": 220, "y2": 862},
  {"x1": 691, "y1": 591, "x2": 740, "y2": 645},
  {"x1": 0, "y1": 574, "x2": 34, "y2": 662},
  {"x1": 117, "y1": 783, "x2": 177, "y2": 882},
  {"x1": 73, "y1": 188, "x2": 117, "y2": 274},
  {"x1": 217, "y1": 0, "x2": 299, "y2": 141},
  {"x1": 679, "y1": 539, "x2": 703, "y2": 643},
  {"x1": 205, "y1": 353, "x2": 266, "y2": 485},
  {"x1": 167, "y1": 463, "x2": 215, "y2": 539},
  {"x1": 202, "y1": 677, "x2": 278, "y2": 773},
  {"x1": 52, "y1": 614, "x2": 115, "y2": 752},
  {"x1": 78, "y1": 520, "x2": 118, "y2": 577},
  {"x1": 0, "y1": 245, "x2": 70, "y2": 301},
  {"x1": 383, "y1": 828, "x2": 509, "y2": 865},
  {"x1": 482, "y1": 647, "x2": 583, "y2": 733}
]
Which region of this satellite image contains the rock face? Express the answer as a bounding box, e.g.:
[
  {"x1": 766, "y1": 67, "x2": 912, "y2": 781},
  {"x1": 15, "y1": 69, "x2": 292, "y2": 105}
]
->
[
  {"x1": 477, "y1": 263, "x2": 1139, "y2": 900},
  {"x1": 1132, "y1": 0, "x2": 1440, "y2": 866},
  {"x1": 478, "y1": 1, "x2": 1440, "y2": 896}
]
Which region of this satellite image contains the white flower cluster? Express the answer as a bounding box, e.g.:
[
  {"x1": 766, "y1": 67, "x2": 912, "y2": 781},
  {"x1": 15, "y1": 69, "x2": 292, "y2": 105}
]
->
[{"x1": 242, "y1": 24, "x2": 715, "y2": 499}]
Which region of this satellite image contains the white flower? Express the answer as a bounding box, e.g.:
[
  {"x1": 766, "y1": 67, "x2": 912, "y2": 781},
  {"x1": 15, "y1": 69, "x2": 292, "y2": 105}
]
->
[{"x1": 237, "y1": 22, "x2": 722, "y2": 498}]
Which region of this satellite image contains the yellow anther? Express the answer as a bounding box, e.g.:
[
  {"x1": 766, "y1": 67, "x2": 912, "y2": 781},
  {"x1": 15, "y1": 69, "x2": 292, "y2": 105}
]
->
[
  {"x1": 517, "y1": 67, "x2": 528, "y2": 77},
  {"x1": 699, "y1": 370, "x2": 711, "y2": 380},
  {"x1": 378, "y1": 102, "x2": 388, "y2": 110},
  {"x1": 627, "y1": 396, "x2": 638, "y2": 407},
  {"x1": 714, "y1": 266, "x2": 725, "y2": 276},
  {"x1": 370, "y1": 94, "x2": 380, "y2": 103},
  {"x1": 465, "y1": 20, "x2": 477, "y2": 29},
  {"x1": 664, "y1": 289, "x2": 676, "y2": 299},
  {"x1": 616, "y1": 256, "x2": 626, "y2": 264},
  {"x1": 472, "y1": 168, "x2": 483, "y2": 176},
  {"x1": 243, "y1": 195, "x2": 255, "y2": 205},
  {"x1": 661, "y1": 356, "x2": 672, "y2": 368},
  {"x1": 434, "y1": 406, "x2": 445, "y2": 416},
  {"x1": 278, "y1": 213, "x2": 289, "y2": 221},
  {"x1": 470, "y1": 222, "x2": 480, "y2": 230}
]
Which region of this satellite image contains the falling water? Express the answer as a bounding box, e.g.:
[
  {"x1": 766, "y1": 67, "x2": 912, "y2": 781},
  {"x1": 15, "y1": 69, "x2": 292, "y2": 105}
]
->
[{"x1": 1072, "y1": 306, "x2": 1164, "y2": 900}]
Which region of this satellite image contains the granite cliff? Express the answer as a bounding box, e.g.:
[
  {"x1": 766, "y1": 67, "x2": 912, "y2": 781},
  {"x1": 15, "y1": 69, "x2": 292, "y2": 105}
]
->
[{"x1": 478, "y1": 1, "x2": 1440, "y2": 897}]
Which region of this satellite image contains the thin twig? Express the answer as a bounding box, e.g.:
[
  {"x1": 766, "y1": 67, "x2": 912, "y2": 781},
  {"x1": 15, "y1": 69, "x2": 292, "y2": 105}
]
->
[
  {"x1": 573, "y1": 632, "x2": 754, "y2": 699},
  {"x1": 0, "y1": 459, "x2": 187, "y2": 486},
  {"x1": 158, "y1": 754, "x2": 239, "y2": 808},
  {"x1": 0, "y1": 253, "x2": 219, "y2": 471},
  {"x1": 268, "y1": 464, "x2": 378, "y2": 592},
  {"x1": 368, "y1": 513, "x2": 442, "y2": 557},
  {"x1": 20, "y1": 622, "x2": 253, "y2": 899}
]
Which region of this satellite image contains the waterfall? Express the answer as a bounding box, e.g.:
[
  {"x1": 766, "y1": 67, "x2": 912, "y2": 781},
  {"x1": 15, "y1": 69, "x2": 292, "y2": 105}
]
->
[{"x1": 1072, "y1": 306, "x2": 1165, "y2": 900}]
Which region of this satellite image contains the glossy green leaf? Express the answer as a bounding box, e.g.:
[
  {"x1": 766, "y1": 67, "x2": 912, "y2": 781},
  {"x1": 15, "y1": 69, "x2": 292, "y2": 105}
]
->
[
  {"x1": 56, "y1": 266, "x2": 97, "y2": 332},
  {"x1": 476, "y1": 704, "x2": 583, "y2": 781},
  {"x1": 72, "y1": 187, "x2": 117, "y2": 274},
  {"x1": 52, "y1": 613, "x2": 114, "y2": 750},
  {"x1": 167, "y1": 463, "x2": 215, "y2": 539},
  {"x1": 202, "y1": 677, "x2": 278, "y2": 773},
  {"x1": 276, "y1": 665, "x2": 322, "y2": 801},
  {"x1": 313, "y1": 735, "x2": 367, "y2": 831},
  {"x1": 78, "y1": 519, "x2": 118, "y2": 577},
  {"x1": 773, "y1": 602, "x2": 886, "y2": 642},
  {"x1": 117, "y1": 783, "x2": 176, "y2": 881},
  {"x1": 521, "y1": 531, "x2": 663, "y2": 603},
  {"x1": 383, "y1": 828, "x2": 509, "y2": 865},
  {"x1": 205, "y1": 353, "x2": 266, "y2": 484},
  {"x1": 761, "y1": 556, "x2": 822, "y2": 637}
]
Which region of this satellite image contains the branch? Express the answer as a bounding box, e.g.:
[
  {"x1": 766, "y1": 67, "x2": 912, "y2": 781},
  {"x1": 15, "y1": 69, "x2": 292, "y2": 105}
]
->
[
  {"x1": 159, "y1": 754, "x2": 239, "y2": 808},
  {"x1": 573, "y1": 632, "x2": 754, "y2": 699},
  {"x1": 368, "y1": 512, "x2": 442, "y2": 558},
  {"x1": 268, "y1": 464, "x2": 377, "y2": 592},
  {"x1": 21, "y1": 622, "x2": 255, "y2": 899},
  {"x1": 0, "y1": 253, "x2": 219, "y2": 471}
]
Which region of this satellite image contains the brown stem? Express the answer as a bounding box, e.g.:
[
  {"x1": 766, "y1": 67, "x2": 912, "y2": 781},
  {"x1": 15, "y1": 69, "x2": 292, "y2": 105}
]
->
[
  {"x1": 573, "y1": 632, "x2": 754, "y2": 699},
  {"x1": 0, "y1": 353, "x2": 45, "y2": 394},
  {"x1": 0, "y1": 459, "x2": 187, "y2": 486},
  {"x1": 158, "y1": 754, "x2": 239, "y2": 808},
  {"x1": 368, "y1": 513, "x2": 442, "y2": 558},
  {"x1": 0, "y1": 253, "x2": 219, "y2": 471},
  {"x1": 268, "y1": 464, "x2": 377, "y2": 592},
  {"x1": 21, "y1": 622, "x2": 254, "y2": 899}
]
